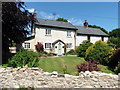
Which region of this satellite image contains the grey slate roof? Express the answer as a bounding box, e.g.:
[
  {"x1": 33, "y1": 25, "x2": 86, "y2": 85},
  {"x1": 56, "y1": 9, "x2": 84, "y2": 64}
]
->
[
  {"x1": 35, "y1": 18, "x2": 109, "y2": 36},
  {"x1": 35, "y1": 18, "x2": 77, "y2": 30},
  {"x1": 75, "y1": 26, "x2": 109, "y2": 36}
]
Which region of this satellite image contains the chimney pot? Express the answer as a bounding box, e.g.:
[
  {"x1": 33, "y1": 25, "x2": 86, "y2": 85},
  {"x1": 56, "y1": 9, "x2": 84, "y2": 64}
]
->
[{"x1": 84, "y1": 20, "x2": 88, "y2": 28}]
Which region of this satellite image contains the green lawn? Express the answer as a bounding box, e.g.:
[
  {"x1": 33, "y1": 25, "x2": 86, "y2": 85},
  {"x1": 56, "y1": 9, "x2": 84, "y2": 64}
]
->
[{"x1": 38, "y1": 56, "x2": 115, "y2": 75}]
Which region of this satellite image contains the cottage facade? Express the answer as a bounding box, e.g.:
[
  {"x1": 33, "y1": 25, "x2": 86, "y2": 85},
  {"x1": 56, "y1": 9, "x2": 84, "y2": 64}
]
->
[{"x1": 22, "y1": 18, "x2": 109, "y2": 56}]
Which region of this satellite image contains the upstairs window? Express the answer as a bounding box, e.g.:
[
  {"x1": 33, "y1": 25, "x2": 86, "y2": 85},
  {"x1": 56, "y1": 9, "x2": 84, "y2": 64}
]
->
[
  {"x1": 66, "y1": 43, "x2": 72, "y2": 48},
  {"x1": 24, "y1": 42, "x2": 30, "y2": 49},
  {"x1": 67, "y1": 31, "x2": 71, "y2": 37},
  {"x1": 45, "y1": 29, "x2": 51, "y2": 35},
  {"x1": 45, "y1": 43, "x2": 52, "y2": 49}
]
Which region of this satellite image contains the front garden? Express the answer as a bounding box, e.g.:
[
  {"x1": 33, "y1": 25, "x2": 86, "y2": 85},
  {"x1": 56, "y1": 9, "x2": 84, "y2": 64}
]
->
[{"x1": 3, "y1": 40, "x2": 120, "y2": 75}]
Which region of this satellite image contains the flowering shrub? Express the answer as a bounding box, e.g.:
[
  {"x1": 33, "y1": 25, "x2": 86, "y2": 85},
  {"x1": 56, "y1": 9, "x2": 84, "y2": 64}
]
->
[
  {"x1": 76, "y1": 60, "x2": 100, "y2": 72},
  {"x1": 35, "y1": 42, "x2": 44, "y2": 52}
]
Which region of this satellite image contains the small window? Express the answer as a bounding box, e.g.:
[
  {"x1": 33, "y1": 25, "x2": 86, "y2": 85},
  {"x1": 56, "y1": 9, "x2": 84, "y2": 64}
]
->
[
  {"x1": 67, "y1": 31, "x2": 71, "y2": 37},
  {"x1": 45, "y1": 43, "x2": 51, "y2": 49},
  {"x1": 45, "y1": 29, "x2": 51, "y2": 35},
  {"x1": 24, "y1": 42, "x2": 30, "y2": 49},
  {"x1": 66, "y1": 43, "x2": 72, "y2": 48}
]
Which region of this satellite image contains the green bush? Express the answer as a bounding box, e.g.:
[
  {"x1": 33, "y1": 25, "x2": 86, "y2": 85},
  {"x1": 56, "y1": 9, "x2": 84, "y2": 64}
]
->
[
  {"x1": 85, "y1": 40, "x2": 113, "y2": 65},
  {"x1": 75, "y1": 42, "x2": 93, "y2": 57},
  {"x1": 66, "y1": 49, "x2": 76, "y2": 55},
  {"x1": 7, "y1": 49, "x2": 39, "y2": 68},
  {"x1": 38, "y1": 51, "x2": 48, "y2": 57}
]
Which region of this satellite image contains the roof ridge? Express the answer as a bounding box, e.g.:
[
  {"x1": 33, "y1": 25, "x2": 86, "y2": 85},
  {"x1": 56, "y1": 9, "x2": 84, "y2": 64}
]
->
[{"x1": 37, "y1": 18, "x2": 70, "y2": 23}]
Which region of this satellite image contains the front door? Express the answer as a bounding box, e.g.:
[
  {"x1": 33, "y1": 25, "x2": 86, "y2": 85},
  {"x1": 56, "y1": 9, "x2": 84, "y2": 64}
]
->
[{"x1": 58, "y1": 42, "x2": 62, "y2": 56}]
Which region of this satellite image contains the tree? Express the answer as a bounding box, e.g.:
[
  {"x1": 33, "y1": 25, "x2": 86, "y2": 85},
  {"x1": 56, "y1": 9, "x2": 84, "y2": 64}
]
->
[
  {"x1": 2, "y1": 1, "x2": 33, "y2": 64},
  {"x1": 56, "y1": 18, "x2": 68, "y2": 22},
  {"x1": 109, "y1": 28, "x2": 120, "y2": 37},
  {"x1": 88, "y1": 25, "x2": 108, "y2": 34},
  {"x1": 108, "y1": 28, "x2": 120, "y2": 48}
]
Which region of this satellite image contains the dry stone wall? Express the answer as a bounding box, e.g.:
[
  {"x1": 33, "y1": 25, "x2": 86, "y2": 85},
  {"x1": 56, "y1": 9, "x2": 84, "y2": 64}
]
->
[{"x1": 0, "y1": 66, "x2": 119, "y2": 88}]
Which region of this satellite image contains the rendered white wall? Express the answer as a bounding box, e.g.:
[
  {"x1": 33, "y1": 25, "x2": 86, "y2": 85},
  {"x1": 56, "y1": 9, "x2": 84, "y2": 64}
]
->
[
  {"x1": 104, "y1": 37, "x2": 108, "y2": 42},
  {"x1": 35, "y1": 27, "x2": 75, "y2": 52},
  {"x1": 22, "y1": 38, "x2": 36, "y2": 52},
  {"x1": 76, "y1": 35, "x2": 87, "y2": 46},
  {"x1": 90, "y1": 36, "x2": 101, "y2": 43}
]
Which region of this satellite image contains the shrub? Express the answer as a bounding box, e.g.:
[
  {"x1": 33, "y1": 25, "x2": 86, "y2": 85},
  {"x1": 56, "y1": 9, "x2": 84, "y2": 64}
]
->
[
  {"x1": 75, "y1": 42, "x2": 93, "y2": 57},
  {"x1": 38, "y1": 51, "x2": 48, "y2": 57},
  {"x1": 7, "y1": 49, "x2": 39, "y2": 68},
  {"x1": 76, "y1": 60, "x2": 100, "y2": 72},
  {"x1": 35, "y1": 42, "x2": 44, "y2": 52},
  {"x1": 109, "y1": 48, "x2": 120, "y2": 70},
  {"x1": 67, "y1": 49, "x2": 76, "y2": 55},
  {"x1": 85, "y1": 40, "x2": 113, "y2": 65},
  {"x1": 114, "y1": 62, "x2": 120, "y2": 74}
]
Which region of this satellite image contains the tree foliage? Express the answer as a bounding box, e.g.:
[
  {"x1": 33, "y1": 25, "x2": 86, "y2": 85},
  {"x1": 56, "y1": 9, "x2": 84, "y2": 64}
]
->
[
  {"x1": 2, "y1": 1, "x2": 33, "y2": 63},
  {"x1": 56, "y1": 18, "x2": 68, "y2": 22},
  {"x1": 109, "y1": 28, "x2": 120, "y2": 37},
  {"x1": 88, "y1": 25, "x2": 108, "y2": 34},
  {"x1": 108, "y1": 28, "x2": 120, "y2": 48}
]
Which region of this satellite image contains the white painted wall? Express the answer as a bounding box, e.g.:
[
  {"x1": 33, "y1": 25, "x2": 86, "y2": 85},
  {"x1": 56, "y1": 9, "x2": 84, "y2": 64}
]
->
[
  {"x1": 76, "y1": 35, "x2": 87, "y2": 46},
  {"x1": 35, "y1": 27, "x2": 75, "y2": 53},
  {"x1": 22, "y1": 38, "x2": 36, "y2": 51},
  {"x1": 104, "y1": 37, "x2": 108, "y2": 42},
  {"x1": 90, "y1": 36, "x2": 101, "y2": 43}
]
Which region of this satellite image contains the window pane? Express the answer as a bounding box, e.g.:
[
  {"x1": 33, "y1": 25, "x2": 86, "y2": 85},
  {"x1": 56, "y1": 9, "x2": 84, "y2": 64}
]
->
[
  {"x1": 45, "y1": 43, "x2": 51, "y2": 48},
  {"x1": 46, "y1": 29, "x2": 51, "y2": 35},
  {"x1": 67, "y1": 31, "x2": 71, "y2": 36},
  {"x1": 67, "y1": 43, "x2": 72, "y2": 48},
  {"x1": 24, "y1": 43, "x2": 30, "y2": 49}
]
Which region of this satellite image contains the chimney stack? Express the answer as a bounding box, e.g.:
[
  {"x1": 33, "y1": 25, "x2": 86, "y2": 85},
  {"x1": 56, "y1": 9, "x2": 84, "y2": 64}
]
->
[
  {"x1": 84, "y1": 20, "x2": 88, "y2": 28},
  {"x1": 33, "y1": 10, "x2": 37, "y2": 19}
]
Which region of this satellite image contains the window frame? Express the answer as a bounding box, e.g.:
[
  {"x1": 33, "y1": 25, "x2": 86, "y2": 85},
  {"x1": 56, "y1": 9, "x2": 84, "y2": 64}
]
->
[
  {"x1": 24, "y1": 42, "x2": 30, "y2": 49},
  {"x1": 45, "y1": 29, "x2": 51, "y2": 35},
  {"x1": 66, "y1": 43, "x2": 72, "y2": 48},
  {"x1": 45, "y1": 43, "x2": 52, "y2": 49},
  {"x1": 67, "y1": 30, "x2": 72, "y2": 37}
]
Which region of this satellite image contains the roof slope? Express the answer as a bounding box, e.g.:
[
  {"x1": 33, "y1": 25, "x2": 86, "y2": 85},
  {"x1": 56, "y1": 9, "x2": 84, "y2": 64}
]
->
[
  {"x1": 35, "y1": 18, "x2": 77, "y2": 30},
  {"x1": 75, "y1": 26, "x2": 109, "y2": 36}
]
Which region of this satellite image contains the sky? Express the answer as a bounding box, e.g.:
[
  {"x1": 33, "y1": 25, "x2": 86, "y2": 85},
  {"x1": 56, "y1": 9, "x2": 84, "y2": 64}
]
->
[{"x1": 25, "y1": 2, "x2": 119, "y2": 32}]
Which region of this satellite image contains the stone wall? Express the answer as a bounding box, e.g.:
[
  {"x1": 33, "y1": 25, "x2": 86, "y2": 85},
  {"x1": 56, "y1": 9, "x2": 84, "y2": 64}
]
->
[{"x1": 0, "y1": 66, "x2": 119, "y2": 88}]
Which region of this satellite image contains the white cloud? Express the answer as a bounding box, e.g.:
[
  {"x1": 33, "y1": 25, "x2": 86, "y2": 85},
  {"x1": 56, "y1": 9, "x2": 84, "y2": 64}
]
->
[
  {"x1": 27, "y1": 8, "x2": 35, "y2": 13},
  {"x1": 68, "y1": 18, "x2": 83, "y2": 26},
  {"x1": 39, "y1": 11, "x2": 59, "y2": 20}
]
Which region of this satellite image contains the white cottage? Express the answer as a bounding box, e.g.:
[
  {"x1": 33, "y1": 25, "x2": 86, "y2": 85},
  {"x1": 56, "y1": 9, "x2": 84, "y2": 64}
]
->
[{"x1": 22, "y1": 11, "x2": 109, "y2": 56}]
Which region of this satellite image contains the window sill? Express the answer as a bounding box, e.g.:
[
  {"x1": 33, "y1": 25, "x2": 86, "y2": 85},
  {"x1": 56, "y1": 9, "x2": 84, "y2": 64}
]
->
[
  {"x1": 24, "y1": 48, "x2": 31, "y2": 49},
  {"x1": 66, "y1": 48, "x2": 72, "y2": 49},
  {"x1": 67, "y1": 36, "x2": 72, "y2": 38},
  {"x1": 45, "y1": 35, "x2": 52, "y2": 36},
  {"x1": 45, "y1": 48, "x2": 51, "y2": 50}
]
